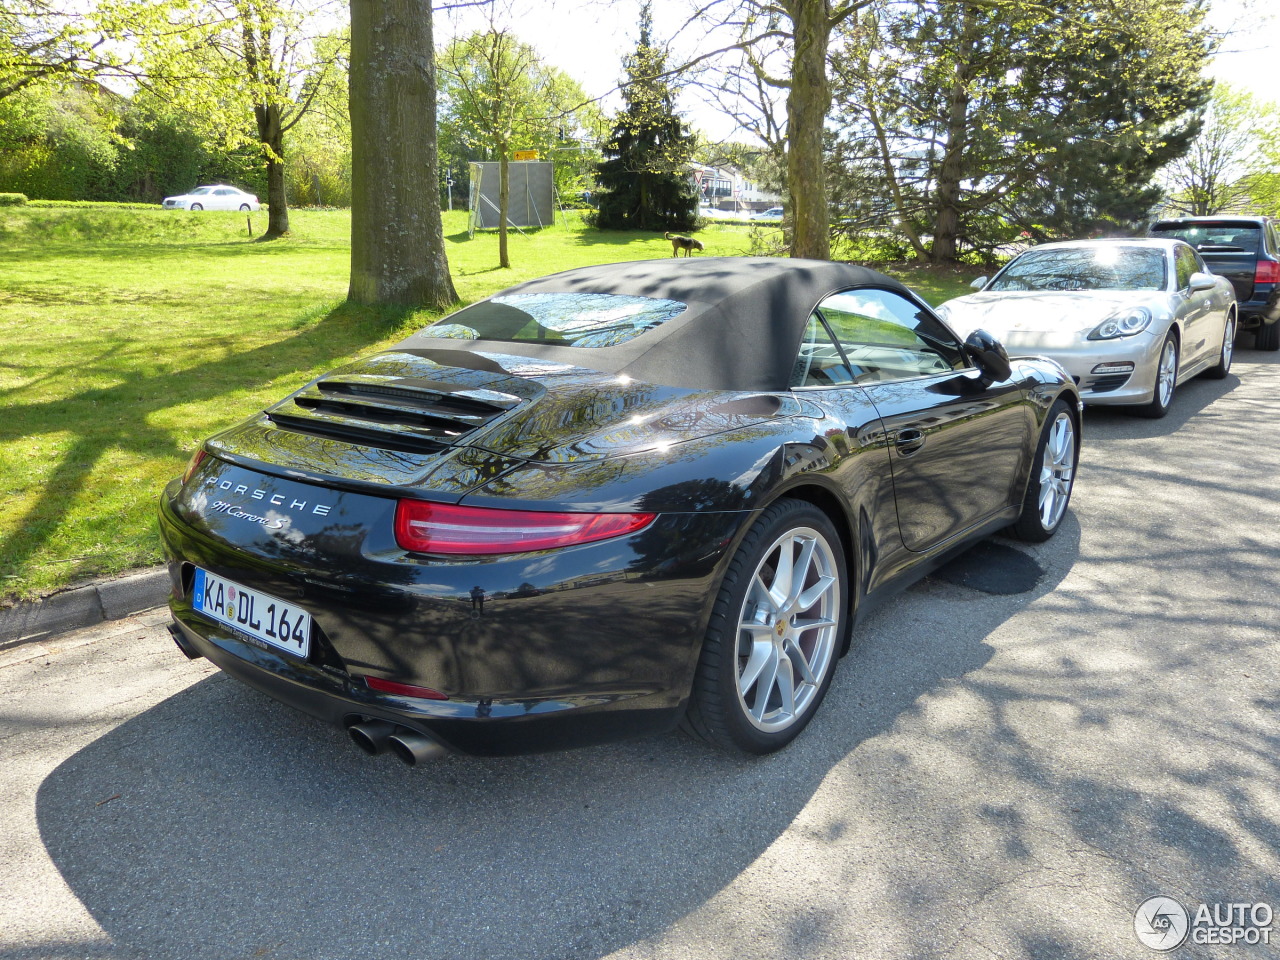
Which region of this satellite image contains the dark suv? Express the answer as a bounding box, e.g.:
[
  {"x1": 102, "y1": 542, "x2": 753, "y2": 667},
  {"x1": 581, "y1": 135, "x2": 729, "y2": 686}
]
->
[{"x1": 1149, "y1": 216, "x2": 1280, "y2": 350}]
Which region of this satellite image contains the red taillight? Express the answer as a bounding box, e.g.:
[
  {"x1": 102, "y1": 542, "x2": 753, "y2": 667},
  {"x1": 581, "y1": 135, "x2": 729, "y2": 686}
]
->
[
  {"x1": 181, "y1": 449, "x2": 208, "y2": 485},
  {"x1": 394, "y1": 500, "x2": 656, "y2": 556},
  {"x1": 364, "y1": 676, "x2": 449, "y2": 700},
  {"x1": 1256, "y1": 260, "x2": 1280, "y2": 284}
]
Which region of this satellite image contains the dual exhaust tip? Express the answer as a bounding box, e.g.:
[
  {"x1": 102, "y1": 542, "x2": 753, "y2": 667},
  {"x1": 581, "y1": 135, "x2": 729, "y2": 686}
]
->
[
  {"x1": 166, "y1": 621, "x2": 444, "y2": 765},
  {"x1": 348, "y1": 720, "x2": 447, "y2": 766}
]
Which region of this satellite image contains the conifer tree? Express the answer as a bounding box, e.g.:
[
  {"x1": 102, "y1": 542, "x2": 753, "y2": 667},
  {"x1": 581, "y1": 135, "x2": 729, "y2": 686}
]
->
[{"x1": 594, "y1": 3, "x2": 697, "y2": 232}]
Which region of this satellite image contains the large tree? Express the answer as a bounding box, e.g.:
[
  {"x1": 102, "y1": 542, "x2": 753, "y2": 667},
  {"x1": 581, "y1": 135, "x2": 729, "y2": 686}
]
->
[
  {"x1": 827, "y1": 0, "x2": 1214, "y2": 260},
  {"x1": 685, "y1": 0, "x2": 873, "y2": 259},
  {"x1": 439, "y1": 29, "x2": 598, "y2": 268},
  {"x1": 116, "y1": 0, "x2": 340, "y2": 237},
  {"x1": 594, "y1": 3, "x2": 698, "y2": 233},
  {"x1": 1162, "y1": 83, "x2": 1280, "y2": 216},
  {"x1": 347, "y1": 0, "x2": 455, "y2": 308},
  {"x1": 0, "y1": 0, "x2": 112, "y2": 100}
]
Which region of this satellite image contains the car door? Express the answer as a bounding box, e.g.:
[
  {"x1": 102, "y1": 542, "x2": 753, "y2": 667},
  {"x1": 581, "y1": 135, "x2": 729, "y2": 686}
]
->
[
  {"x1": 787, "y1": 311, "x2": 903, "y2": 583},
  {"x1": 814, "y1": 287, "x2": 1036, "y2": 553},
  {"x1": 1175, "y1": 243, "x2": 1215, "y2": 365},
  {"x1": 213, "y1": 188, "x2": 236, "y2": 211}
]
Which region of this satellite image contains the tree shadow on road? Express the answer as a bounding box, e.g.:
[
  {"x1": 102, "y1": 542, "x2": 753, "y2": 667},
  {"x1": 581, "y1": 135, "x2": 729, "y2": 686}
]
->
[{"x1": 27, "y1": 529, "x2": 1087, "y2": 960}]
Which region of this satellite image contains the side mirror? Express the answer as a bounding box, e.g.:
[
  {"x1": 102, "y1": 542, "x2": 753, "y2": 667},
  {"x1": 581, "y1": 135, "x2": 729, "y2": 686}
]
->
[
  {"x1": 1188, "y1": 271, "x2": 1216, "y2": 293},
  {"x1": 970, "y1": 276, "x2": 989, "y2": 291},
  {"x1": 964, "y1": 328, "x2": 1012, "y2": 383}
]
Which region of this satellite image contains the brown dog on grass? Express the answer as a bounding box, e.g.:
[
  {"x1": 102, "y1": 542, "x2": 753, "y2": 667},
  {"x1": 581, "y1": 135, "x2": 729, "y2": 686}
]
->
[{"x1": 665, "y1": 232, "x2": 704, "y2": 257}]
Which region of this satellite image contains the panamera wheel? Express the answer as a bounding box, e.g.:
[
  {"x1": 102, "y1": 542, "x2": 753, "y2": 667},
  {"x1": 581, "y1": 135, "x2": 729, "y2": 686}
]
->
[
  {"x1": 1137, "y1": 334, "x2": 1178, "y2": 418},
  {"x1": 683, "y1": 499, "x2": 847, "y2": 754},
  {"x1": 1207, "y1": 313, "x2": 1235, "y2": 379},
  {"x1": 1010, "y1": 399, "x2": 1077, "y2": 542}
]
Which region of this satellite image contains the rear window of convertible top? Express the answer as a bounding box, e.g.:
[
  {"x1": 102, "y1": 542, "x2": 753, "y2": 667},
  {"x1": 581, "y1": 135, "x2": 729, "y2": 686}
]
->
[{"x1": 422, "y1": 293, "x2": 688, "y2": 348}]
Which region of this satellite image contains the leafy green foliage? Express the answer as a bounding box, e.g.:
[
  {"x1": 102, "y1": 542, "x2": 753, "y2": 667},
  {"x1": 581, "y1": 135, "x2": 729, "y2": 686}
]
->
[
  {"x1": 438, "y1": 28, "x2": 603, "y2": 267},
  {"x1": 0, "y1": 81, "x2": 267, "y2": 203},
  {"x1": 594, "y1": 3, "x2": 698, "y2": 232},
  {"x1": 106, "y1": 0, "x2": 344, "y2": 236},
  {"x1": 27, "y1": 199, "x2": 157, "y2": 208},
  {"x1": 0, "y1": 83, "x2": 119, "y2": 200},
  {"x1": 1, "y1": 0, "x2": 115, "y2": 100},
  {"x1": 1162, "y1": 83, "x2": 1280, "y2": 216},
  {"x1": 281, "y1": 28, "x2": 350, "y2": 207},
  {"x1": 828, "y1": 0, "x2": 1214, "y2": 260},
  {"x1": 0, "y1": 192, "x2": 27, "y2": 204},
  {"x1": 439, "y1": 30, "x2": 603, "y2": 206}
]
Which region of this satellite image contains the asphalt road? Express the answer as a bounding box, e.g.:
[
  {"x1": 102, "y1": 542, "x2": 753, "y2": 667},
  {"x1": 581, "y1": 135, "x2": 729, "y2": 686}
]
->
[{"x1": 2, "y1": 347, "x2": 1277, "y2": 960}]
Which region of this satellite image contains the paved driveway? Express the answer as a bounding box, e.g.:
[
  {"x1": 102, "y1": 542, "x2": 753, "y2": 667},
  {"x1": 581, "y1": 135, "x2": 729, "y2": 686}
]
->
[{"x1": 2, "y1": 350, "x2": 1277, "y2": 960}]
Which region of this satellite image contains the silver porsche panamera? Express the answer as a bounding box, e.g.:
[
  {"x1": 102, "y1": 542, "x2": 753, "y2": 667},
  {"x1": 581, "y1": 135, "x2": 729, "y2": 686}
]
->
[{"x1": 938, "y1": 239, "x2": 1237, "y2": 418}]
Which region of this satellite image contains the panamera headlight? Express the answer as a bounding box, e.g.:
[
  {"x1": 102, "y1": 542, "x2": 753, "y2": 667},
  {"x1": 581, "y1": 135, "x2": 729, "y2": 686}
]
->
[{"x1": 1088, "y1": 307, "x2": 1152, "y2": 340}]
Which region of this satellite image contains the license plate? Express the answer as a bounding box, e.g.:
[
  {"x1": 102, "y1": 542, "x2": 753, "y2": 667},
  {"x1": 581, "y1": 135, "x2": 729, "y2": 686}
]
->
[{"x1": 192, "y1": 568, "x2": 311, "y2": 659}]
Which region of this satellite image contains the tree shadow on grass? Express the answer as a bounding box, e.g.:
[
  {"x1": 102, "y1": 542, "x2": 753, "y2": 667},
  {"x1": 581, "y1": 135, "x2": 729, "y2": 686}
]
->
[
  {"x1": 572, "y1": 228, "x2": 667, "y2": 249},
  {"x1": 1, "y1": 301, "x2": 413, "y2": 603}
]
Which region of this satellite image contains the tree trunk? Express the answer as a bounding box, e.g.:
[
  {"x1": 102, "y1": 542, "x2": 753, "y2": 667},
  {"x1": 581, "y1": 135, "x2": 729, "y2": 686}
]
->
[
  {"x1": 929, "y1": 6, "x2": 977, "y2": 263},
  {"x1": 348, "y1": 0, "x2": 457, "y2": 309},
  {"x1": 255, "y1": 102, "x2": 289, "y2": 238},
  {"x1": 785, "y1": 0, "x2": 833, "y2": 261},
  {"x1": 253, "y1": 101, "x2": 289, "y2": 239},
  {"x1": 866, "y1": 92, "x2": 929, "y2": 259},
  {"x1": 498, "y1": 145, "x2": 510, "y2": 268}
]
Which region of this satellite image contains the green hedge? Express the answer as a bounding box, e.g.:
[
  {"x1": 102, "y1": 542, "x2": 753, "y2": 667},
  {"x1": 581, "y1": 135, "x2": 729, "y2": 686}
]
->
[
  {"x1": 25, "y1": 199, "x2": 159, "y2": 210},
  {"x1": 0, "y1": 193, "x2": 28, "y2": 206}
]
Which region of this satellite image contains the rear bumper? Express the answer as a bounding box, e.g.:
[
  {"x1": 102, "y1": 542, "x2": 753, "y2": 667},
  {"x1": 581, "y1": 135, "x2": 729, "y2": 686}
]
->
[
  {"x1": 158, "y1": 484, "x2": 743, "y2": 756},
  {"x1": 167, "y1": 610, "x2": 684, "y2": 755},
  {"x1": 1237, "y1": 288, "x2": 1279, "y2": 326}
]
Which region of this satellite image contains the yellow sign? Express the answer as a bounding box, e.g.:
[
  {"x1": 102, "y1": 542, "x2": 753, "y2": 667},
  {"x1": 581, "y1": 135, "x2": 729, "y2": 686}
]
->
[{"x1": 513, "y1": 150, "x2": 540, "y2": 161}]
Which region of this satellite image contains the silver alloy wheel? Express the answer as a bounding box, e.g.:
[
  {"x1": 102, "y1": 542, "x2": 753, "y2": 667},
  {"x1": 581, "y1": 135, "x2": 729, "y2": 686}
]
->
[
  {"x1": 1155, "y1": 338, "x2": 1177, "y2": 408},
  {"x1": 735, "y1": 526, "x2": 840, "y2": 733},
  {"x1": 1223, "y1": 318, "x2": 1235, "y2": 368},
  {"x1": 1038, "y1": 411, "x2": 1076, "y2": 530}
]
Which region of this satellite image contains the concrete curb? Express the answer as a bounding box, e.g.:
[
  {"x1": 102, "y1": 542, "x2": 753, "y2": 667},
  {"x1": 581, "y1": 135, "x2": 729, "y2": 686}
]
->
[{"x1": 0, "y1": 566, "x2": 170, "y2": 650}]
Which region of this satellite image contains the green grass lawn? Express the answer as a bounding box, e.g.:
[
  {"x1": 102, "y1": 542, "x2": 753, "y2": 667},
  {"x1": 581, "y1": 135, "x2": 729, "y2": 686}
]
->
[{"x1": 0, "y1": 205, "x2": 976, "y2": 604}]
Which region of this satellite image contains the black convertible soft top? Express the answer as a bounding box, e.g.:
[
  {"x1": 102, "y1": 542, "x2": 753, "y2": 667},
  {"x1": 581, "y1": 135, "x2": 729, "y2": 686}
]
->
[{"x1": 396, "y1": 257, "x2": 916, "y2": 391}]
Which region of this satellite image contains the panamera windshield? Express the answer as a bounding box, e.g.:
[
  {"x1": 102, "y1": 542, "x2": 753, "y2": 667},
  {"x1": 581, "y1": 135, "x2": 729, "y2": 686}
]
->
[
  {"x1": 422, "y1": 293, "x2": 687, "y2": 348},
  {"x1": 990, "y1": 246, "x2": 1167, "y2": 292}
]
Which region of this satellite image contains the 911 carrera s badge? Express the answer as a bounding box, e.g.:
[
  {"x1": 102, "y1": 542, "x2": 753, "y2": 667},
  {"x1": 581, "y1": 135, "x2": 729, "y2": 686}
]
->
[{"x1": 209, "y1": 501, "x2": 287, "y2": 529}]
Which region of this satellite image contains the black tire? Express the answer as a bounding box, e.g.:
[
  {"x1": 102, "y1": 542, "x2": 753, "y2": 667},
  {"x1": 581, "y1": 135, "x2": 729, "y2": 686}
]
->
[
  {"x1": 239, "y1": 203, "x2": 251, "y2": 211},
  {"x1": 189, "y1": 203, "x2": 203, "y2": 211},
  {"x1": 1135, "y1": 333, "x2": 1178, "y2": 419},
  {"x1": 1206, "y1": 313, "x2": 1235, "y2": 379},
  {"x1": 682, "y1": 499, "x2": 848, "y2": 754},
  {"x1": 1257, "y1": 319, "x2": 1280, "y2": 352},
  {"x1": 1009, "y1": 398, "x2": 1078, "y2": 543}
]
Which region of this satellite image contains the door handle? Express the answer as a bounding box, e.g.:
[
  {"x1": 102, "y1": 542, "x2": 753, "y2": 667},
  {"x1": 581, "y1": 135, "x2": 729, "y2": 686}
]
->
[{"x1": 894, "y1": 427, "x2": 926, "y2": 456}]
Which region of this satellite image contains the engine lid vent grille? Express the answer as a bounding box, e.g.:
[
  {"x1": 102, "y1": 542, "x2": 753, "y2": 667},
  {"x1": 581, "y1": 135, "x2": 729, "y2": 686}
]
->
[{"x1": 265, "y1": 376, "x2": 520, "y2": 453}]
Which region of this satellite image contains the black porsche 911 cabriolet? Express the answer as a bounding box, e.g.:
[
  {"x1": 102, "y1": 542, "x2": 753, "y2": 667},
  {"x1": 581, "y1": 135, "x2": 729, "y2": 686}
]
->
[{"x1": 159, "y1": 257, "x2": 1081, "y2": 760}]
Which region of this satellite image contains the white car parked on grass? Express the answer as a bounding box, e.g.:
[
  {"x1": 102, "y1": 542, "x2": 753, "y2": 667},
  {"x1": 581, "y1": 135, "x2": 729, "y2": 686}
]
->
[
  {"x1": 162, "y1": 185, "x2": 261, "y2": 212},
  {"x1": 937, "y1": 239, "x2": 1237, "y2": 418}
]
